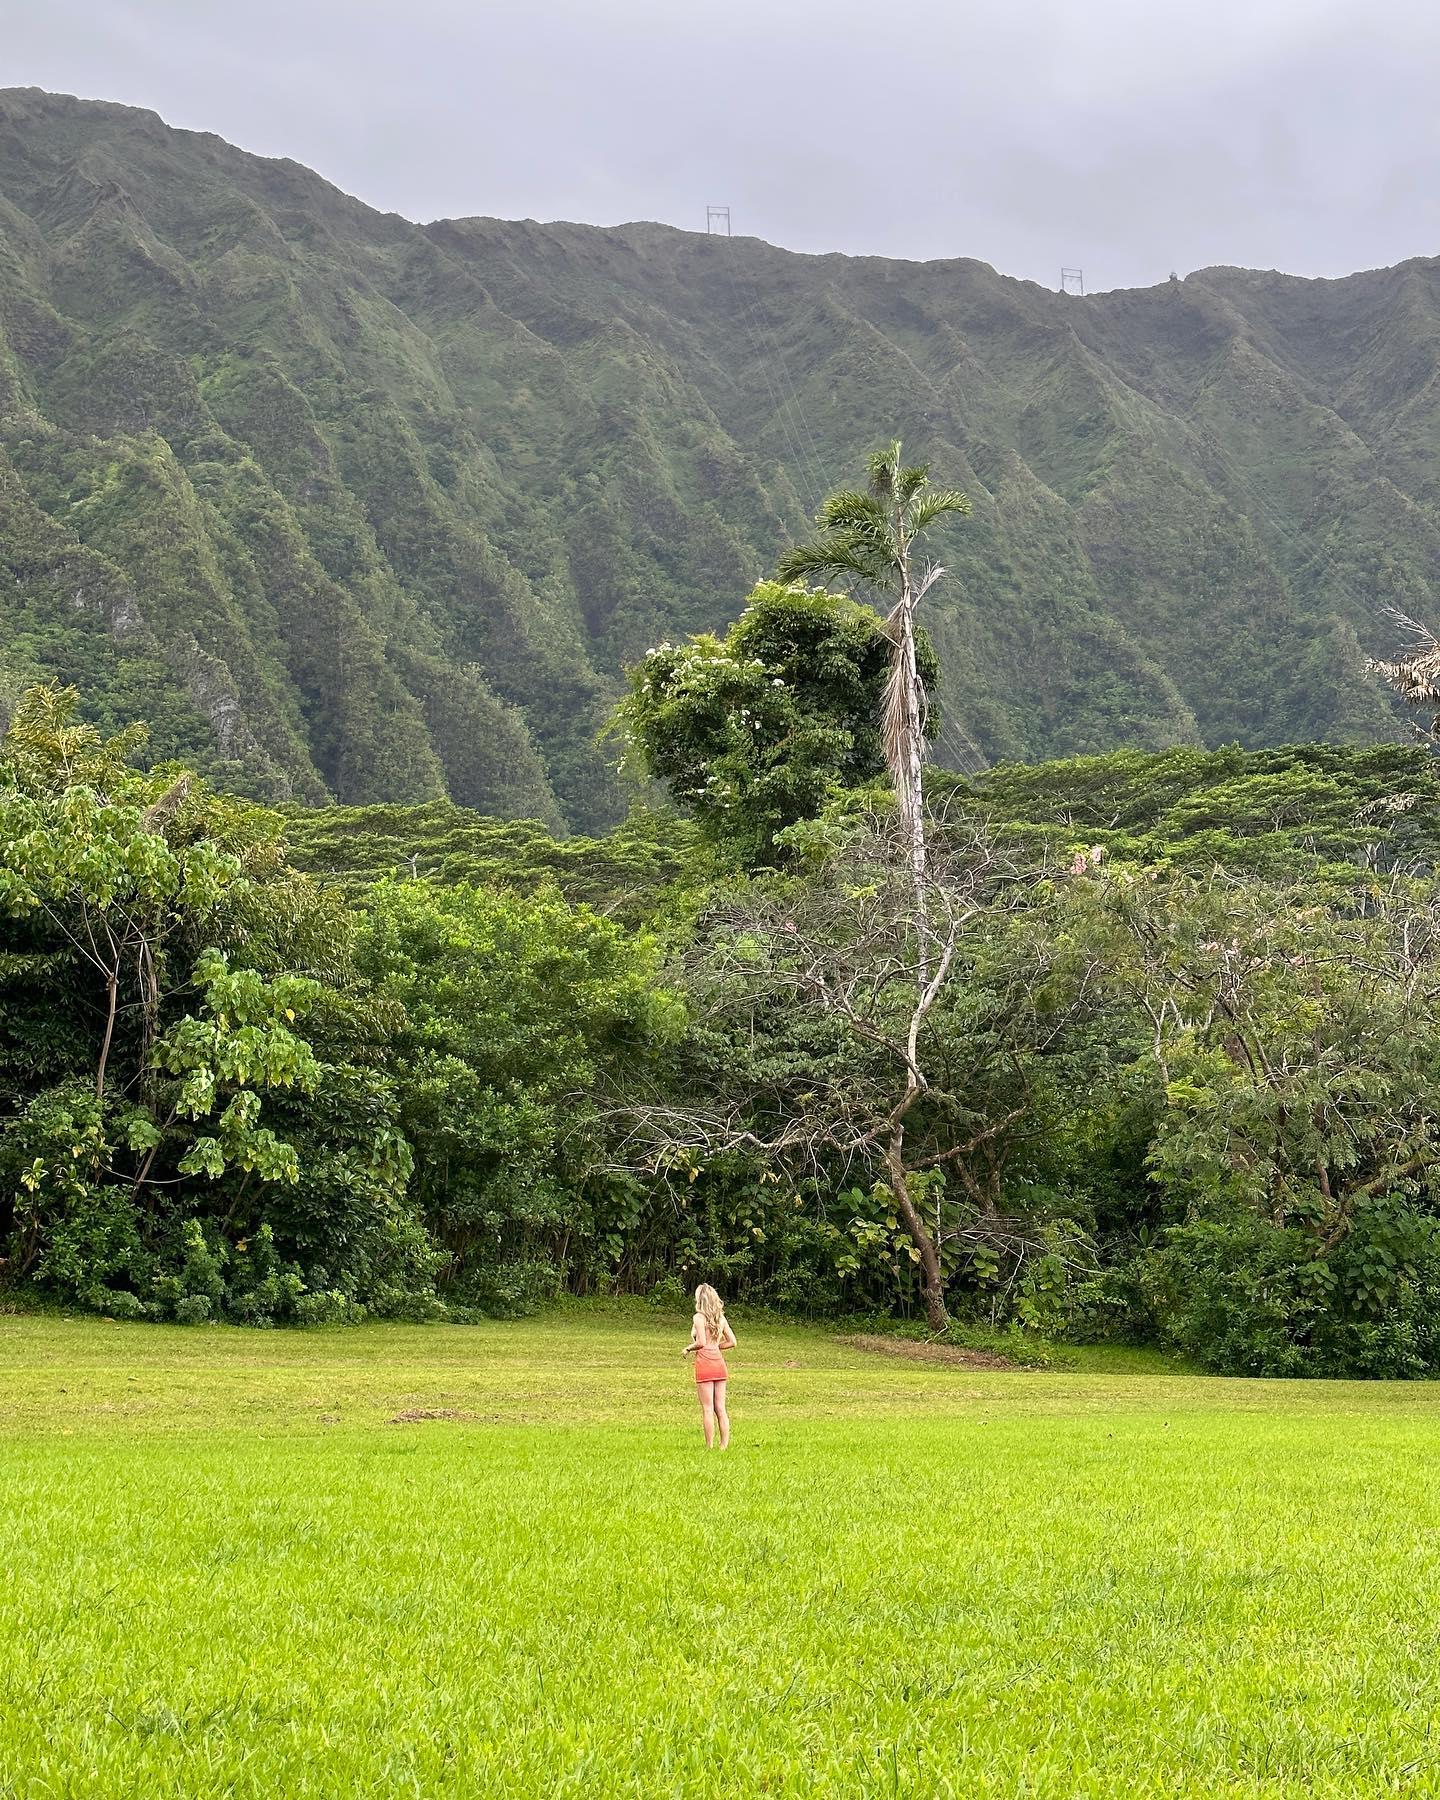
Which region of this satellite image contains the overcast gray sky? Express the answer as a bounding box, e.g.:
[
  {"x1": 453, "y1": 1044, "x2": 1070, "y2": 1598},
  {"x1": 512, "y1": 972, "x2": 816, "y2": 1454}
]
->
[{"x1": 8, "y1": 0, "x2": 1440, "y2": 291}]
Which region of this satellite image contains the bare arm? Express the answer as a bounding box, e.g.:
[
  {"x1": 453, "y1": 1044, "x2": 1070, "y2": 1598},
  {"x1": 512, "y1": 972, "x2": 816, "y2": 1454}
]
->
[
  {"x1": 682, "y1": 1312, "x2": 704, "y2": 1356},
  {"x1": 719, "y1": 1317, "x2": 736, "y2": 1350}
]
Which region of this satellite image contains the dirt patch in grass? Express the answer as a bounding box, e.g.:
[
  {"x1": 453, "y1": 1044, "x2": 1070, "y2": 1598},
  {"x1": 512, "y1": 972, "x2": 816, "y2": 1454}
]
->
[
  {"x1": 388, "y1": 1407, "x2": 479, "y2": 1424},
  {"x1": 838, "y1": 1334, "x2": 1019, "y2": 1371}
]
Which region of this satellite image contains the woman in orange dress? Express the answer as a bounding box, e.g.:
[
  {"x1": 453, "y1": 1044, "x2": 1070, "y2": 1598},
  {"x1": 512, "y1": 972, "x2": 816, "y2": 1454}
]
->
[{"x1": 682, "y1": 1282, "x2": 736, "y2": 1449}]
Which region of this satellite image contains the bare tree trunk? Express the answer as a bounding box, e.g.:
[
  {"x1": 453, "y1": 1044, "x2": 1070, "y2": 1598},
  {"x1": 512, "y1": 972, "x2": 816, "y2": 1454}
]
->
[
  {"x1": 888, "y1": 519, "x2": 929, "y2": 993},
  {"x1": 897, "y1": 613, "x2": 926, "y2": 858},
  {"x1": 886, "y1": 1126, "x2": 948, "y2": 1332},
  {"x1": 891, "y1": 521, "x2": 941, "y2": 1324},
  {"x1": 96, "y1": 967, "x2": 119, "y2": 1104},
  {"x1": 897, "y1": 600, "x2": 928, "y2": 946}
]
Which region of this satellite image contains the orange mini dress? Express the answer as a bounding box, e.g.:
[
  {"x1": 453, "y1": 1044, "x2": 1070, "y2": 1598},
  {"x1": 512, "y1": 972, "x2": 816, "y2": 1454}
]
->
[{"x1": 694, "y1": 1340, "x2": 729, "y2": 1384}]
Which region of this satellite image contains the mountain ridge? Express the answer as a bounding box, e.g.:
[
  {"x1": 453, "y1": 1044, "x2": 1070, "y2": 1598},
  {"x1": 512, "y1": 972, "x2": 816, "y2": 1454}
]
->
[{"x1": 0, "y1": 86, "x2": 1430, "y2": 826}]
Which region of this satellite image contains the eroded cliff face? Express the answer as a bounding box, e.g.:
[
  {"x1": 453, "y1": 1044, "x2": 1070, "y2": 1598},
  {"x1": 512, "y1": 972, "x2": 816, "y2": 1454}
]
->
[{"x1": 0, "y1": 88, "x2": 1425, "y2": 825}]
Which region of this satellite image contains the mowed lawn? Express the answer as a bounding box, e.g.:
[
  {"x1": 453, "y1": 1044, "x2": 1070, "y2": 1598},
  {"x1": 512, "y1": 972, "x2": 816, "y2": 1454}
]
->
[{"x1": 5, "y1": 1310, "x2": 1440, "y2": 1797}]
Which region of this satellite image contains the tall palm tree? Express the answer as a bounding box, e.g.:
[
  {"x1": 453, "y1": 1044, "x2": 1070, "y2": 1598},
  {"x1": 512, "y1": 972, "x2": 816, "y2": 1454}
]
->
[
  {"x1": 777, "y1": 443, "x2": 970, "y2": 970},
  {"x1": 777, "y1": 447, "x2": 971, "y2": 1330}
]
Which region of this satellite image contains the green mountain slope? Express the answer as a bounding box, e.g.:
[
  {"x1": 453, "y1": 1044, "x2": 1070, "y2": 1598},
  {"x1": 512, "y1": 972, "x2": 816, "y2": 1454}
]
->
[{"x1": 0, "y1": 88, "x2": 1427, "y2": 825}]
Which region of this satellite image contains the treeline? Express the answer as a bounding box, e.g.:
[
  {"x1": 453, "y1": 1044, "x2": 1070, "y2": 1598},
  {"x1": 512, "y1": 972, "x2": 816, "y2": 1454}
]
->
[
  {"x1": 5, "y1": 640, "x2": 1440, "y2": 1376},
  {"x1": 0, "y1": 687, "x2": 685, "y2": 1325}
]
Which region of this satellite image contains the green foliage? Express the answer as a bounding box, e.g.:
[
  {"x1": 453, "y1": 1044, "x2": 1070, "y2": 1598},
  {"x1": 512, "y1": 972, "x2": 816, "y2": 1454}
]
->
[
  {"x1": 12, "y1": 668, "x2": 1440, "y2": 1373},
  {"x1": 1058, "y1": 864, "x2": 1440, "y2": 1373},
  {"x1": 1104, "y1": 872, "x2": 1440, "y2": 1227},
  {"x1": 943, "y1": 740, "x2": 1440, "y2": 879},
  {"x1": 0, "y1": 685, "x2": 438, "y2": 1322},
  {"x1": 0, "y1": 87, "x2": 1425, "y2": 838},
  {"x1": 0, "y1": 683, "x2": 679, "y2": 1326},
  {"x1": 1136, "y1": 1211, "x2": 1440, "y2": 1379},
  {"x1": 615, "y1": 580, "x2": 939, "y2": 864},
  {"x1": 351, "y1": 878, "x2": 678, "y2": 1298},
  {"x1": 279, "y1": 799, "x2": 700, "y2": 921}
]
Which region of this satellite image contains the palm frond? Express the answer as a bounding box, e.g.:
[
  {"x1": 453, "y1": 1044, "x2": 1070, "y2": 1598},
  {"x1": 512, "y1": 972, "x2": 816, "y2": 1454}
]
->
[
  {"x1": 865, "y1": 441, "x2": 902, "y2": 497},
  {"x1": 818, "y1": 491, "x2": 889, "y2": 534},
  {"x1": 1369, "y1": 616, "x2": 1440, "y2": 707},
  {"x1": 909, "y1": 488, "x2": 972, "y2": 532},
  {"x1": 894, "y1": 463, "x2": 930, "y2": 508},
  {"x1": 1370, "y1": 651, "x2": 1440, "y2": 706},
  {"x1": 1382, "y1": 605, "x2": 1438, "y2": 647},
  {"x1": 775, "y1": 540, "x2": 889, "y2": 589},
  {"x1": 913, "y1": 562, "x2": 946, "y2": 604}
]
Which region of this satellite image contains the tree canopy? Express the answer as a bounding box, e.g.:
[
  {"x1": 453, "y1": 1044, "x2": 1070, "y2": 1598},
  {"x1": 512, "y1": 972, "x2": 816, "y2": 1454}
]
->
[
  {"x1": 8, "y1": 672, "x2": 1440, "y2": 1375},
  {"x1": 615, "y1": 579, "x2": 938, "y2": 866}
]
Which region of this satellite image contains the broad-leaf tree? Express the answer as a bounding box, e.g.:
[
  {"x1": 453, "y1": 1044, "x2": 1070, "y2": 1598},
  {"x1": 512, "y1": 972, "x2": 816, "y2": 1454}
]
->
[
  {"x1": 0, "y1": 686, "x2": 432, "y2": 1321},
  {"x1": 615, "y1": 580, "x2": 938, "y2": 867},
  {"x1": 352, "y1": 877, "x2": 679, "y2": 1303}
]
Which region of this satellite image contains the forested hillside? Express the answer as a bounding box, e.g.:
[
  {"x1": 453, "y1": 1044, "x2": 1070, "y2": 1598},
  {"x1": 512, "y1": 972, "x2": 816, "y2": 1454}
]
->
[{"x1": 0, "y1": 87, "x2": 1433, "y2": 826}]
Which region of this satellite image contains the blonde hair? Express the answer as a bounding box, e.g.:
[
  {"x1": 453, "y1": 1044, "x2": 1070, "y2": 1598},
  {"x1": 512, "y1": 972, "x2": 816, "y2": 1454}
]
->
[{"x1": 695, "y1": 1283, "x2": 725, "y2": 1343}]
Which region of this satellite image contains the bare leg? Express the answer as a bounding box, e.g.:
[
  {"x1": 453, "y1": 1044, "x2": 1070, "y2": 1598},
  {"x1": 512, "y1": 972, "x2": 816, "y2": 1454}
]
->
[
  {"x1": 713, "y1": 1378, "x2": 730, "y2": 1449},
  {"x1": 697, "y1": 1380, "x2": 716, "y2": 1449}
]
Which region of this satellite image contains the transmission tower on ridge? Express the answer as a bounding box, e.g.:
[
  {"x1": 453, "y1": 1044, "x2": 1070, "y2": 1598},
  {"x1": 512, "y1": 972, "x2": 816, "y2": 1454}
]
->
[
  {"x1": 706, "y1": 205, "x2": 731, "y2": 236},
  {"x1": 1060, "y1": 267, "x2": 1085, "y2": 296}
]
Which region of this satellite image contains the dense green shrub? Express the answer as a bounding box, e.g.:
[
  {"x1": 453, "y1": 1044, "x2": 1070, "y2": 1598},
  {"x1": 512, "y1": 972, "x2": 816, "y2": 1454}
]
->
[{"x1": 1134, "y1": 1209, "x2": 1440, "y2": 1379}]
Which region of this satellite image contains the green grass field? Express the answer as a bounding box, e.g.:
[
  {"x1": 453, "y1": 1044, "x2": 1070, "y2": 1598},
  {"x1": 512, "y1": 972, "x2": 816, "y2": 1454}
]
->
[{"x1": 5, "y1": 1306, "x2": 1440, "y2": 1797}]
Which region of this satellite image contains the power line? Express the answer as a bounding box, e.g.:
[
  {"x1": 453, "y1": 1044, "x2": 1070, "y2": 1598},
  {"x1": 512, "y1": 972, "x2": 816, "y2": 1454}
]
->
[
  {"x1": 707, "y1": 206, "x2": 827, "y2": 512},
  {"x1": 936, "y1": 710, "x2": 990, "y2": 779},
  {"x1": 735, "y1": 253, "x2": 831, "y2": 507},
  {"x1": 723, "y1": 262, "x2": 822, "y2": 513}
]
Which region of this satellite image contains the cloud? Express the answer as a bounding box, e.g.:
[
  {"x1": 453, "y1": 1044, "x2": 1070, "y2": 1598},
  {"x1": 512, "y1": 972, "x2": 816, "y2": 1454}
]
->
[{"x1": 8, "y1": 0, "x2": 1440, "y2": 289}]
